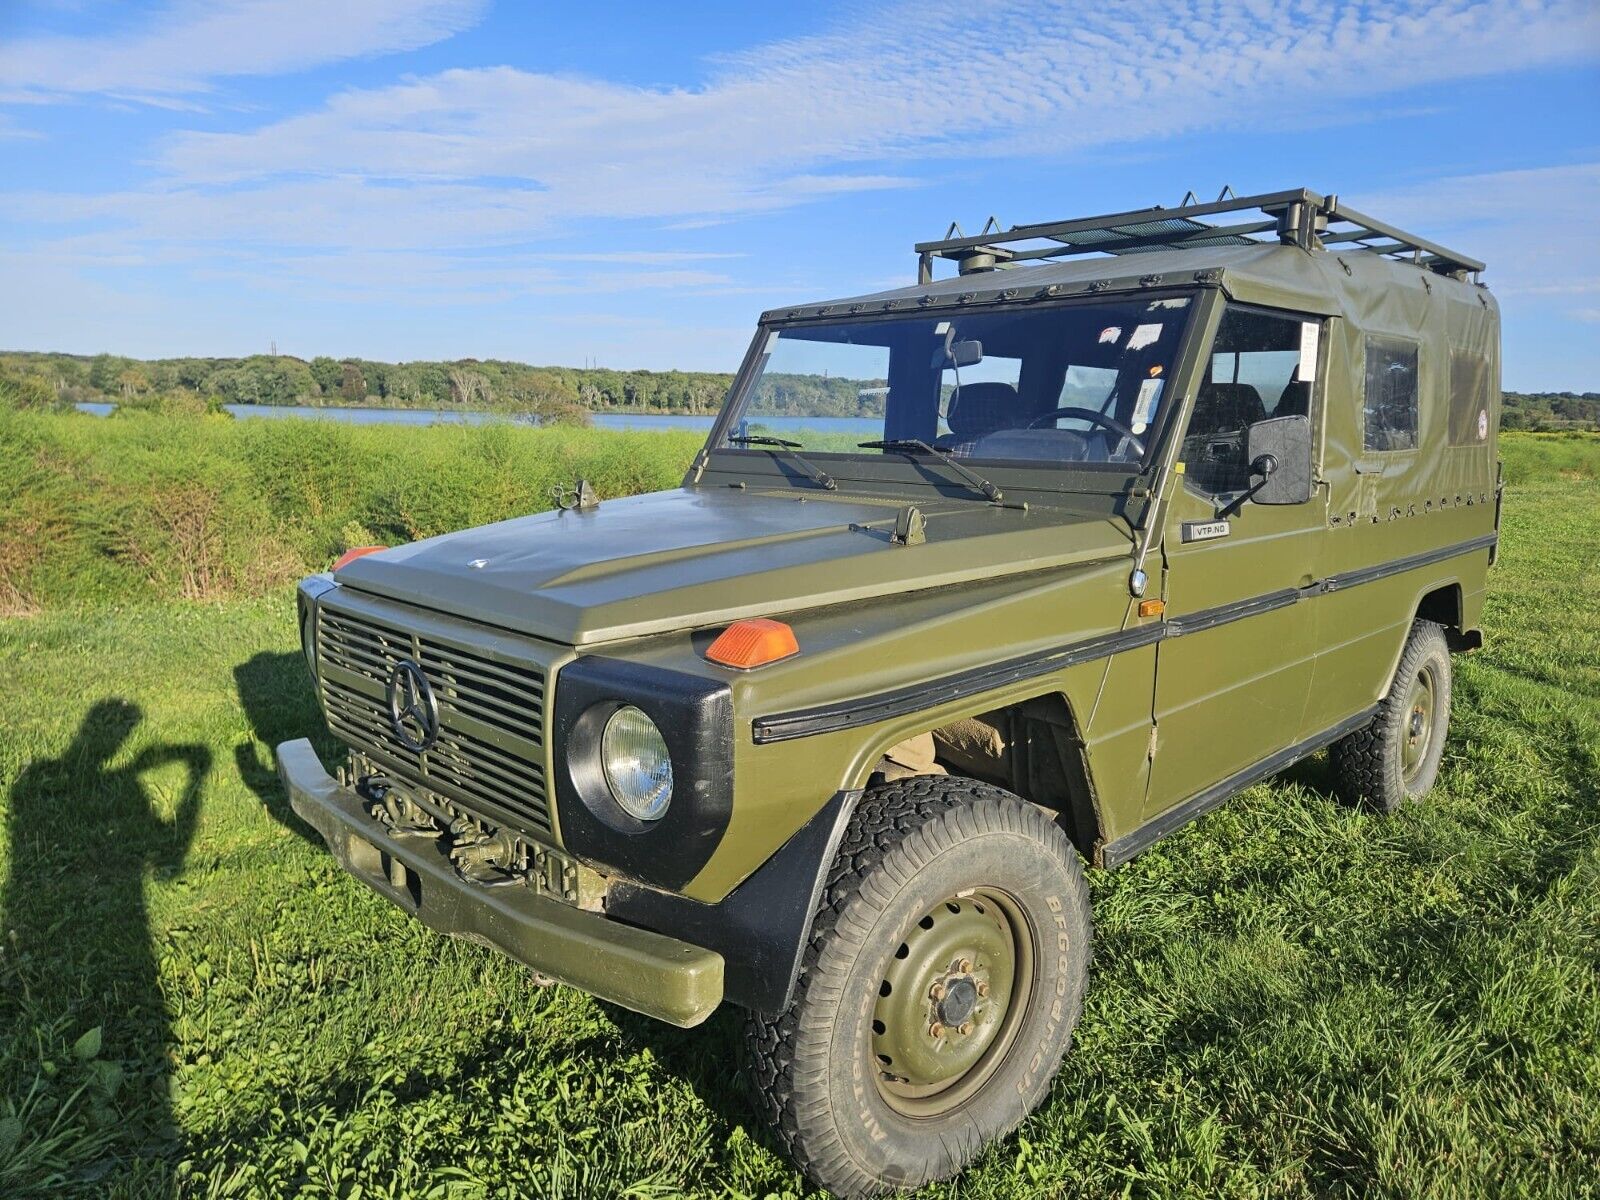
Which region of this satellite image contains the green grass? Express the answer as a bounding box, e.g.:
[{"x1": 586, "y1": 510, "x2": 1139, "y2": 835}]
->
[{"x1": 1, "y1": 429, "x2": 1597, "y2": 1197}]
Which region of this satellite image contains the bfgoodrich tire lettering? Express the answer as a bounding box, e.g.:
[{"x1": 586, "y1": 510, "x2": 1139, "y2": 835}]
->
[
  {"x1": 1330, "y1": 618, "x2": 1453, "y2": 813},
  {"x1": 742, "y1": 776, "x2": 1091, "y2": 1197}
]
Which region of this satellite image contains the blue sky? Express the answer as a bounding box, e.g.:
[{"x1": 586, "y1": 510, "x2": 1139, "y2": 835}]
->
[{"x1": 2, "y1": 1, "x2": 1597, "y2": 389}]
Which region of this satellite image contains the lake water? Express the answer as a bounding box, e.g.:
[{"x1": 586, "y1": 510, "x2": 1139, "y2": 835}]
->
[{"x1": 74, "y1": 402, "x2": 880, "y2": 437}]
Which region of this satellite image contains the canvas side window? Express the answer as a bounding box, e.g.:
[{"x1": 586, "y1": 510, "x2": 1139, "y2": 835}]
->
[
  {"x1": 1363, "y1": 337, "x2": 1419, "y2": 452},
  {"x1": 1448, "y1": 351, "x2": 1490, "y2": 445}
]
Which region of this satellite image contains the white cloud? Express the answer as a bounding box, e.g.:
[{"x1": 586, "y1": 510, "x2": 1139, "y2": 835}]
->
[
  {"x1": 1360, "y1": 162, "x2": 1600, "y2": 313},
  {"x1": 0, "y1": 0, "x2": 485, "y2": 100},
  {"x1": 101, "y1": 0, "x2": 1593, "y2": 244}
]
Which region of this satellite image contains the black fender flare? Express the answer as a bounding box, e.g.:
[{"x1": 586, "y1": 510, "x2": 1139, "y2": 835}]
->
[{"x1": 604, "y1": 788, "x2": 862, "y2": 1014}]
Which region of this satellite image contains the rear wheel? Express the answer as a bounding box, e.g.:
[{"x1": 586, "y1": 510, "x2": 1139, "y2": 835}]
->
[
  {"x1": 1330, "y1": 618, "x2": 1452, "y2": 812},
  {"x1": 743, "y1": 777, "x2": 1090, "y2": 1197}
]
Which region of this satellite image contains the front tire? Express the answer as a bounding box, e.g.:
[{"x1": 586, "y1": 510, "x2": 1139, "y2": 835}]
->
[
  {"x1": 1329, "y1": 618, "x2": 1453, "y2": 812},
  {"x1": 743, "y1": 777, "x2": 1090, "y2": 1197}
]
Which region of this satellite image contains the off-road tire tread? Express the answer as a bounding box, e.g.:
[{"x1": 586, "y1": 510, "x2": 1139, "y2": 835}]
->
[
  {"x1": 1329, "y1": 618, "x2": 1450, "y2": 812},
  {"x1": 742, "y1": 776, "x2": 1088, "y2": 1197}
]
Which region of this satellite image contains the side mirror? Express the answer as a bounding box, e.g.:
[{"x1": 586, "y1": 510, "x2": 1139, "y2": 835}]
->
[{"x1": 1245, "y1": 413, "x2": 1312, "y2": 505}]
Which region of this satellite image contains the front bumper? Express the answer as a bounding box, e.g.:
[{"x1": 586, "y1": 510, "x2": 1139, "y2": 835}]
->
[{"x1": 276, "y1": 738, "x2": 724, "y2": 1027}]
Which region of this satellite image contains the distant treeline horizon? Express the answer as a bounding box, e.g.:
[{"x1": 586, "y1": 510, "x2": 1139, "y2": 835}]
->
[{"x1": 0, "y1": 348, "x2": 1596, "y2": 431}]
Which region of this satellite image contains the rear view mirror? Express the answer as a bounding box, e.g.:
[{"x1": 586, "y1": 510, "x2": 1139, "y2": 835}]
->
[
  {"x1": 932, "y1": 337, "x2": 983, "y2": 369},
  {"x1": 1245, "y1": 414, "x2": 1313, "y2": 505}
]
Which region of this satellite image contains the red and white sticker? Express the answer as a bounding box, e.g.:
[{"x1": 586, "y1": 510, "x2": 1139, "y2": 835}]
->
[{"x1": 1477, "y1": 409, "x2": 1488, "y2": 440}]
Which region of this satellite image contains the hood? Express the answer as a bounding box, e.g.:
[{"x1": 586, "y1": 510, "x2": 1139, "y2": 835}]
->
[{"x1": 336, "y1": 487, "x2": 1132, "y2": 646}]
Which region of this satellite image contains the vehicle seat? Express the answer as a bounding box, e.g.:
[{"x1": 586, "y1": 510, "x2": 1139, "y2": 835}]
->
[
  {"x1": 1191, "y1": 382, "x2": 1266, "y2": 433},
  {"x1": 1275, "y1": 379, "x2": 1312, "y2": 417},
  {"x1": 939, "y1": 382, "x2": 1026, "y2": 456}
]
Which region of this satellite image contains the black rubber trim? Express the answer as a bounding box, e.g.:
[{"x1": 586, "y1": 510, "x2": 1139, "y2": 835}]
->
[
  {"x1": 552, "y1": 656, "x2": 734, "y2": 891},
  {"x1": 1097, "y1": 704, "x2": 1379, "y2": 869},
  {"x1": 752, "y1": 623, "x2": 1165, "y2": 744},
  {"x1": 1316, "y1": 531, "x2": 1498, "y2": 593},
  {"x1": 1164, "y1": 586, "x2": 1299, "y2": 636},
  {"x1": 751, "y1": 533, "x2": 1497, "y2": 745},
  {"x1": 605, "y1": 788, "x2": 861, "y2": 1013}
]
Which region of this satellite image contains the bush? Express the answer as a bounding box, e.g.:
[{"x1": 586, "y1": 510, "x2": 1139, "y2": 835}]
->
[
  {"x1": 0, "y1": 370, "x2": 69, "y2": 414},
  {"x1": 0, "y1": 410, "x2": 702, "y2": 609}
]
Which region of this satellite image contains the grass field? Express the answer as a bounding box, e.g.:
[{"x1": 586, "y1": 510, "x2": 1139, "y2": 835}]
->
[{"x1": 1, "y1": 424, "x2": 1597, "y2": 1198}]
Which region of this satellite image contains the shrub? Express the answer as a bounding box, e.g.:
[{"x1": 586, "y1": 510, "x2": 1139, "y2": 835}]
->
[{"x1": 0, "y1": 410, "x2": 702, "y2": 608}]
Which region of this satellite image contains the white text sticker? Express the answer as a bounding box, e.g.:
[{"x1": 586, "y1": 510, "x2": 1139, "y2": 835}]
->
[
  {"x1": 1128, "y1": 323, "x2": 1164, "y2": 351},
  {"x1": 1131, "y1": 377, "x2": 1163, "y2": 434},
  {"x1": 1298, "y1": 322, "x2": 1320, "y2": 381}
]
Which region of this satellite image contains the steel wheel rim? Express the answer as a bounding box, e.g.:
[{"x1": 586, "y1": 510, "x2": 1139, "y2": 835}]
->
[
  {"x1": 869, "y1": 887, "x2": 1035, "y2": 1118},
  {"x1": 1401, "y1": 662, "x2": 1437, "y2": 787}
]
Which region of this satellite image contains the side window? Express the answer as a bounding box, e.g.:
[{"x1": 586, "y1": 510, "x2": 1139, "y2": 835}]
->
[
  {"x1": 1448, "y1": 350, "x2": 1490, "y2": 445},
  {"x1": 1363, "y1": 337, "x2": 1419, "y2": 451},
  {"x1": 1184, "y1": 307, "x2": 1318, "y2": 495}
]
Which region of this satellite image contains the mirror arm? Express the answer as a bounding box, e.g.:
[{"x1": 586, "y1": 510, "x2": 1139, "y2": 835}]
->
[{"x1": 1216, "y1": 454, "x2": 1277, "y2": 520}]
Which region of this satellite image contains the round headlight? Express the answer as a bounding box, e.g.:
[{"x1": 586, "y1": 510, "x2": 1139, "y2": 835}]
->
[{"x1": 600, "y1": 706, "x2": 673, "y2": 821}]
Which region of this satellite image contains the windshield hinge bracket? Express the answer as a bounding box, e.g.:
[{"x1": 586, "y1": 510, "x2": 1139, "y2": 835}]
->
[{"x1": 891, "y1": 505, "x2": 926, "y2": 547}]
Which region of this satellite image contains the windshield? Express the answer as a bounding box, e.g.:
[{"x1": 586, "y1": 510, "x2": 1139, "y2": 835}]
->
[{"x1": 719, "y1": 296, "x2": 1193, "y2": 467}]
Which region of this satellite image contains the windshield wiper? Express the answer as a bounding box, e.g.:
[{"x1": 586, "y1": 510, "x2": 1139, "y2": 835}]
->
[
  {"x1": 728, "y1": 435, "x2": 837, "y2": 490},
  {"x1": 858, "y1": 439, "x2": 1003, "y2": 504}
]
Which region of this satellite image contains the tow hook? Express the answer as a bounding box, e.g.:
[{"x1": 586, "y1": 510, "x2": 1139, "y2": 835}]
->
[
  {"x1": 448, "y1": 823, "x2": 524, "y2": 888},
  {"x1": 360, "y1": 778, "x2": 443, "y2": 840}
]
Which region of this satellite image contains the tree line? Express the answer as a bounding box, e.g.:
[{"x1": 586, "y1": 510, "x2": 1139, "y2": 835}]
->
[{"x1": 0, "y1": 349, "x2": 1594, "y2": 430}]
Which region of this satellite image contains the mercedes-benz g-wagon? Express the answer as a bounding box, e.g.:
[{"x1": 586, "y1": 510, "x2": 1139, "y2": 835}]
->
[{"x1": 278, "y1": 188, "x2": 1501, "y2": 1196}]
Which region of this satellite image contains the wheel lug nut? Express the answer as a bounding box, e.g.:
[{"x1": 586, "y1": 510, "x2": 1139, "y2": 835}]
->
[
  {"x1": 959, "y1": 958, "x2": 972, "y2": 974},
  {"x1": 929, "y1": 983, "x2": 945, "y2": 1001},
  {"x1": 977, "y1": 980, "x2": 990, "y2": 997},
  {"x1": 959, "y1": 1021, "x2": 974, "y2": 1036},
  {"x1": 929, "y1": 1022, "x2": 944, "y2": 1038}
]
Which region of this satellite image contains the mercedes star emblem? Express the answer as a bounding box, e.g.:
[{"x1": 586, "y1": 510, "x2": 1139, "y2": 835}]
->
[{"x1": 385, "y1": 659, "x2": 439, "y2": 752}]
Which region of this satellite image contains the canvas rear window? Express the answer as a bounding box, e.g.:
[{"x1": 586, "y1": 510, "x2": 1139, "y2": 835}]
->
[{"x1": 1448, "y1": 351, "x2": 1491, "y2": 445}]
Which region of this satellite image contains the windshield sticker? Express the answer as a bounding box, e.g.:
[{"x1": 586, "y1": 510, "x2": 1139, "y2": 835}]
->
[
  {"x1": 763, "y1": 331, "x2": 780, "y2": 354},
  {"x1": 1477, "y1": 409, "x2": 1489, "y2": 440},
  {"x1": 1098, "y1": 326, "x2": 1122, "y2": 344},
  {"x1": 1147, "y1": 298, "x2": 1189, "y2": 310},
  {"x1": 1127, "y1": 323, "x2": 1164, "y2": 350},
  {"x1": 1298, "y1": 322, "x2": 1320, "y2": 381},
  {"x1": 1131, "y1": 377, "x2": 1163, "y2": 434}
]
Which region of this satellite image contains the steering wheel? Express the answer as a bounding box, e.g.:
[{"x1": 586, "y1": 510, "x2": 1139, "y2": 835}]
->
[{"x1": 1024, "y1": 406, "x2": 1146, "y2": 457}]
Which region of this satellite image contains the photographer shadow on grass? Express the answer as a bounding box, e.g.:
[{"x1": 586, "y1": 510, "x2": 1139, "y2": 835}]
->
[
  {"x1": 2, "y1": 699, "x2": 208, "y2": 1185},
  {"x1": 232, "y1": 650, "x2": 330, "y2": 846}
]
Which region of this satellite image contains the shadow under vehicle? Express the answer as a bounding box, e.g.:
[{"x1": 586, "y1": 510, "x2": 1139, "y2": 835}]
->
[{"x1": 277, "y1": 188, "x2": 1502, "y2": 1196}]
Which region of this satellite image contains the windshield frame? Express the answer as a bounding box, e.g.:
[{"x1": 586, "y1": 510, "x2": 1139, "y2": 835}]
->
[{"x1": 698, "y1": 286, "x2": 1216, "y2": 500}]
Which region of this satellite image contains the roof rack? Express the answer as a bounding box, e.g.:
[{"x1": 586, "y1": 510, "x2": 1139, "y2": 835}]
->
[{"x1": 915, "y1": 187, "x2": 1484, "y2": 285}]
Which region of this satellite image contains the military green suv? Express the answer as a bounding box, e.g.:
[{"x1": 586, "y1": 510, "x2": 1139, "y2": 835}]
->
[{"x1": 278, "y1": 188, "x2": 1501, "y2": 1196}]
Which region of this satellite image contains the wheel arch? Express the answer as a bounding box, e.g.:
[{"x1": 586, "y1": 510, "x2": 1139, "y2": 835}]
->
[
  {"x1": 1414, "y1": 579, "x2": 1482, "y2": 651},
  {"x1": 845, "y1": 688, "x2": 1104, "y2": 861}
]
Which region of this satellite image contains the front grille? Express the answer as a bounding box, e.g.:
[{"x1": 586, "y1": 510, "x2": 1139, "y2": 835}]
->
[{"x1": 316, "y1": 604, "x2": 552, "y2": 838}]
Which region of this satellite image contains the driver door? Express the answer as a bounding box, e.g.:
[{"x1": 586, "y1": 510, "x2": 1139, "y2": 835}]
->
[{"x1": 1144, "y1": 305, "x2": 1327, "y2": 819}]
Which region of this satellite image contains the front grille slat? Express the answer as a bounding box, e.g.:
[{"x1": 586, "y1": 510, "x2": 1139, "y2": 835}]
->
[
  {"x1": 320, "y1": 631, "x2": 543, "y2": 742},
  {"x1": 316, "y1": 604, "x2": 551, "y2": 838}
]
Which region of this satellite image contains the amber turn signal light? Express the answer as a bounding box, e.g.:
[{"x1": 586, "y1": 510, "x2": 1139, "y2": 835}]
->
[
  {"x1": 705, "y1": 618, "x2": 800, "y2": 669},
  {"x1": 332, "y1": 545, "x2": 387, "y2": 571},
  {"x1": 1137, "y1": 598, "x2": 1166, "y2": 618}
]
